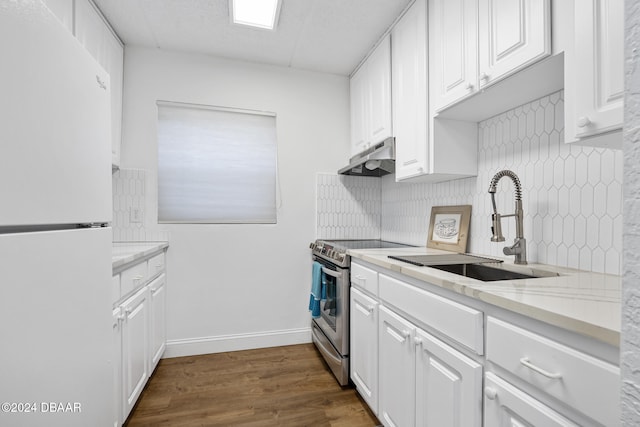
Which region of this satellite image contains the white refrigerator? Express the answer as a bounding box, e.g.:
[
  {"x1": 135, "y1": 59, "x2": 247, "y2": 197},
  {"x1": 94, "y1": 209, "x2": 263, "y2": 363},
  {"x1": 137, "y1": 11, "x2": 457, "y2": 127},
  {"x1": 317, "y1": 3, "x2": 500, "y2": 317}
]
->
[{"x1": 0, "y1": 2, "x2": 114, "y2": 426}]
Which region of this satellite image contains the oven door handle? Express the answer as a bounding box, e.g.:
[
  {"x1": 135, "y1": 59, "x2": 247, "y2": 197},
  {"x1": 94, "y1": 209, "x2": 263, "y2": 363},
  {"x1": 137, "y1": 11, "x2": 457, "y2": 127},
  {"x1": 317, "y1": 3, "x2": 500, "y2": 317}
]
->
[{"x1": 321, "y1": 267, "x2": 342, "y2": 279}]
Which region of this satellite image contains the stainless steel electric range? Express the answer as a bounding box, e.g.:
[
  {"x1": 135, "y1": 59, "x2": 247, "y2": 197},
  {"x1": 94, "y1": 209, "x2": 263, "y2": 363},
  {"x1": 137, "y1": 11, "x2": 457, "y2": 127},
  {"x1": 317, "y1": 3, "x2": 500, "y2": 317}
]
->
[{"x1": 309, "y1": 239, "x2": 414, "y2": 385}]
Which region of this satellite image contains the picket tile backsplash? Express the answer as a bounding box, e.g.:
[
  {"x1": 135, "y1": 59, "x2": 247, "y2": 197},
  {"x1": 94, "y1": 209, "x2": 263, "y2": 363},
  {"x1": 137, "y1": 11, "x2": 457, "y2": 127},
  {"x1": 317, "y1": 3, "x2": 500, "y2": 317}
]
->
[
  {"x1": 317, "y1": 91, "x2": 623, "y2": 275},
  {"x1": 112, "y1": 168, "x2": 170, "y2": 242},
  {"x1": 316, "y1": 173, "x2": 381, "y2": 240}
]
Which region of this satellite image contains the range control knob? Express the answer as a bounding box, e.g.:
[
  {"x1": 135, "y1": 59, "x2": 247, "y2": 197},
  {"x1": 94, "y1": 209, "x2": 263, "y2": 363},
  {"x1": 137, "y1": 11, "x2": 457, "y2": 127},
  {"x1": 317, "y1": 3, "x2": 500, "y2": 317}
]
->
[{"x1": 309, "y1": 242, "x2": 316, "y2": 250}]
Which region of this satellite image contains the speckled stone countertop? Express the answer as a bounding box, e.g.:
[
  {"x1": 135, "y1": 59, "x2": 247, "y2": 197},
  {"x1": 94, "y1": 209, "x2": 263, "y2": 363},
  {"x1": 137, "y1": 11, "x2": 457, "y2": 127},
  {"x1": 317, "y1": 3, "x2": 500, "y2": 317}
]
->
[
  {"x1": 349, "y1": 246, "x2": 621, "y2": 347},
  {"x1": 112, "y1": 241, "x2": 169, "y2": 271}
]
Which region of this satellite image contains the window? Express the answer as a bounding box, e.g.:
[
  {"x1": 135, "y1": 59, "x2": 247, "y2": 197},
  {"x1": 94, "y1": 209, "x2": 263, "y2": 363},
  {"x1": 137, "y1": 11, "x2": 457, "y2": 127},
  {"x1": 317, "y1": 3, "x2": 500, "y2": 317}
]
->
[{"x1": 157, "y1": 101, "x2": 277, "y2": 224}]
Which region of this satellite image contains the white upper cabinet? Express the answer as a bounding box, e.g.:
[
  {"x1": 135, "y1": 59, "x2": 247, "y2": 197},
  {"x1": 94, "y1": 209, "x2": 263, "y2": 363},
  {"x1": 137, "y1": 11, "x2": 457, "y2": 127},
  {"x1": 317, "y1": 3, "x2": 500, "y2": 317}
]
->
[
  {"x1": 430, "y1": 0, "x2": 550, "y2": 113},
  {"x1": 392, "y1": 0, "x2": 429, "y2": 181},
  {"x1": 75, "y1": 0, "x2": 124, "y2": 167},
  {"x1": 394, "y1": 0, "x2": 478, "y2": 183},
  {"x1": 350, "y1": 67, "x2": 368, "y2": 155},
  {"x1": 566, "y1": 0, "x2": 623, "y2": 148},
  {"x1": 367, "y1": 36, "x2": 393, "y2": 147},
  {"x1": 349, "y1": 35, "x2": 392, "y2": 156},
  {"x1": 429, "y1": 0, "x2": 478, "y2": 111},
  {"x1": 477, "y1": 0, "x2": 551, "y2": 89}
]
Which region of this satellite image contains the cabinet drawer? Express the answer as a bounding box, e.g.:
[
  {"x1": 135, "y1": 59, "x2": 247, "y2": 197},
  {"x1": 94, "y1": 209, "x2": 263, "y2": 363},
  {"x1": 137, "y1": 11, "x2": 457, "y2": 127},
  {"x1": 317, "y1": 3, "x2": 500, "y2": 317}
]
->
[
  {"x1": 351, "y1": 262, "x2": 378, "y2": 296},
  {"x1": 148, "y1": 252, "x2": 165, "y2": 276},
  {"x1": 486, "y1": 317, "x2": 620, "y2": 427},
  {"x1": 484, "y1": 372, "x2": 578, "y2": 427},
  {"x1": 379, "y1": 274, "x2": 483, "y2": 354},
  {"x1": 121, "y1": 261, "x2": 148, "y2": 297}
]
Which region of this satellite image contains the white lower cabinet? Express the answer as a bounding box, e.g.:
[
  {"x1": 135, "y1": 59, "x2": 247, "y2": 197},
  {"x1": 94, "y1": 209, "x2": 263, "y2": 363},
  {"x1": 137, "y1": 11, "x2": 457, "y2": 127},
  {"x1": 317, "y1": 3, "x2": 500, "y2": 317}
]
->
[
  {"x1": 121, "y1": 287, "x2": 149, "y2": 419},
  {"x1": 379, "y1": 305, "x2": 416, "y2": 427},
  {"x1": 415, "y1": 328, "x2": 482, "y2": 426},
  {"x1": 486, "y1": 316, "x2": 620, "y2": 426},
  {"x1": 484, "y1": 372, "x2": 578, "y2": 426},
  {"x1": 112, "y1": 307, "x2": 123, "y2": 427},
  {"x1": 377, "y1": 305, "x2": 482, "y2": 427},
  {"x1": 349, "y1": 261, "x2": 620, "y2": 427},
  {"x1": 113, "y1": 249, "x2": 168, "y2": 425},
  {"x1": 149, "y1": 274, "x2": 167, "y2": 372},
  {"x1": 350, "y1": 287, "x2": 379, "y2": 414}
]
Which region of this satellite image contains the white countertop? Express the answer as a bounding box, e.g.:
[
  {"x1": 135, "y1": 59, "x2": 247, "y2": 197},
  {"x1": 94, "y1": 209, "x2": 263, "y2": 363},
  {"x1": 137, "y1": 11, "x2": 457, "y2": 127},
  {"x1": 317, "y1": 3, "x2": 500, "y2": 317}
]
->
[
  {"x1": 112, "y1": 241, "x2": 169, "y2": 270},
  {"x1": 349, "y1": 246, "x2": 621, "y2": 347}
]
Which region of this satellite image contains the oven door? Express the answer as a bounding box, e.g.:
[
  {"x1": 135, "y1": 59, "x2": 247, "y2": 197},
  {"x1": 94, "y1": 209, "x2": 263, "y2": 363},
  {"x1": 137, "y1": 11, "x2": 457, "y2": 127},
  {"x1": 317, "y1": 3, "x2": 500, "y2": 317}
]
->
[{"x1": 312, "y1": 256, "x2": 350, "y2": 356}]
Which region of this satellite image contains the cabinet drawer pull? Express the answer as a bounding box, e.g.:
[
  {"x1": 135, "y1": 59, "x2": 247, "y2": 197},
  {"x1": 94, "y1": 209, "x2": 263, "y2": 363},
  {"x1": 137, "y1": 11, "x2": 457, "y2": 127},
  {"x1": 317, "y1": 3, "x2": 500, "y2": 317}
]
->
[
  {"x1": 479, "y1": 72, "x2": 489, "y2": 81},
  {"x1": 484, "y1": 386, "x2": 497, "y2": 400},
  {"x1": 354, "y1": 274, "x2": 366, "y2": 281},
  {"x1": 465, "y1": 82, "x2": 474, "y2": 90},
  {"x1": 520, "y1": 357, "x2": 562, "y2": 379},
  {"x1": 414, "y1": 337, "x2": 423, "y2": 347}
]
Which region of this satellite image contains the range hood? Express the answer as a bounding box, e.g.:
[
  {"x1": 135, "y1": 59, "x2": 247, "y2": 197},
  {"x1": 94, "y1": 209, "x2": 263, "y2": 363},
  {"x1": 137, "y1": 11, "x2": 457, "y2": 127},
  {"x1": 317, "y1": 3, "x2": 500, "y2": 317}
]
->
[{"x1": 338, "y1": 137, "x2": 395, "y2": 177}]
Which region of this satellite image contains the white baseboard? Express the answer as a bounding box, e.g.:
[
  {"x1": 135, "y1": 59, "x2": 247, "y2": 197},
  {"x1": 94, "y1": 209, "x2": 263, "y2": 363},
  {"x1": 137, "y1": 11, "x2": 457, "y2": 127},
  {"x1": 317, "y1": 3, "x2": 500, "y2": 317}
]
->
[{"x1": 163, "y1": 327, "x2": 312, "y2": 358}]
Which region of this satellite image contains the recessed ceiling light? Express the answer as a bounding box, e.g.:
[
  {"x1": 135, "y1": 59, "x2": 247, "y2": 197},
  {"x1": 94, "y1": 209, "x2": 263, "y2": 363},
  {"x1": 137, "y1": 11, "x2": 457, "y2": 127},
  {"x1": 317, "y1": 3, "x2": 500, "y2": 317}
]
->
[{"x1": 230, "y1": 0, "x2": 281, "y2": 30}]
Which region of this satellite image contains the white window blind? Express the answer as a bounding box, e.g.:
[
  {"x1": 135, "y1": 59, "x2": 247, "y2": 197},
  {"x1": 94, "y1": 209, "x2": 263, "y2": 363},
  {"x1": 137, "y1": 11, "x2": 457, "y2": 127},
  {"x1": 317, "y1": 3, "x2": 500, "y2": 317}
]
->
[{"x1": 157, "y1": 102, "x2": 277, "y2": 223}]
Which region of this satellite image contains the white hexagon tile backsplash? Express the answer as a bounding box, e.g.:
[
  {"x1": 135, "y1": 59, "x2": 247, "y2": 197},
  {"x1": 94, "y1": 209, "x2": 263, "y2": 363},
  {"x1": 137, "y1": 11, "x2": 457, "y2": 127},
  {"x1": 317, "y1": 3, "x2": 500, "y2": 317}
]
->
[{"x1": 317, "y1": 91, "x2": 623, "y2": 275}]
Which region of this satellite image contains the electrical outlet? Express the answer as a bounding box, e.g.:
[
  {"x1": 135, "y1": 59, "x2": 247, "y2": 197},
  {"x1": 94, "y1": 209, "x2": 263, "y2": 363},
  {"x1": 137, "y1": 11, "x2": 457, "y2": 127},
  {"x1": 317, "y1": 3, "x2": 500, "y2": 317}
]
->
[{"x1": 130, "y1": 207, "x2": 142, "y2": 223}]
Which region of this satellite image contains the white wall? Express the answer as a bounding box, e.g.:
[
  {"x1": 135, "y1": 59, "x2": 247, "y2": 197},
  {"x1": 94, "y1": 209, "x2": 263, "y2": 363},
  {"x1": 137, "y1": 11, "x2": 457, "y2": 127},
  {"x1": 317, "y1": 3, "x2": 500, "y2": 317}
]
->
[
  {"x1": 120, "y1": 46, "x2": 350, "y2": 356},
  {"x1": 622, "y1": 0, "x2": 640, "y2": 423}
]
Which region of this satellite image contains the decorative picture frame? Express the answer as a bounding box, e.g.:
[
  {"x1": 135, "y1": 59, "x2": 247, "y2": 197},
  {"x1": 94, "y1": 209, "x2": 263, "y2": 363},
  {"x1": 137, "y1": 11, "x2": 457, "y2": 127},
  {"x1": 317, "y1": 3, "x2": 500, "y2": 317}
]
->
[{"x1": 427, "y1": 205, "x2": 472, "y2": 253}]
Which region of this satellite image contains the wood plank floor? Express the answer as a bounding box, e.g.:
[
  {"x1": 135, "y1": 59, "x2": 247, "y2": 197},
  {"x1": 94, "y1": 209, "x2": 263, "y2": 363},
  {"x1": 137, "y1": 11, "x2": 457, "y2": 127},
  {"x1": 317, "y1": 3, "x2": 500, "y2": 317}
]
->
[{"x1": 125, "y1": 344, "x2": 380, "y2": 426}]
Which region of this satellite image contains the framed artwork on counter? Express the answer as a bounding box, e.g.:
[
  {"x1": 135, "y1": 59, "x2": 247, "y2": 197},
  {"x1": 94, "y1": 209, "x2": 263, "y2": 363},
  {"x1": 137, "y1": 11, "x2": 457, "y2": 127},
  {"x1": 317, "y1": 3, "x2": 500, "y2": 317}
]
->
[{"x1": 427, "y1": 205, "x2": 472, "y2": 253}]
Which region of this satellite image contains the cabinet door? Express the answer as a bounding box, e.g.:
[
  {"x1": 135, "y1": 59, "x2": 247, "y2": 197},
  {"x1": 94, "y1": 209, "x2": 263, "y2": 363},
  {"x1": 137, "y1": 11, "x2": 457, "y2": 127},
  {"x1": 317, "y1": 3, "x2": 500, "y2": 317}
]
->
[
  {"x1": 477, "y1": 0, "x2": 550, "y2": 88},
  {"x1": 350, "y1": 66, "x2": 369, "y2": 156},
  {"x1": 74, "y1": 0, "x2": 124, "y2": 167},
  {"x1": 484, "y1": 372, "x2": 578, "y2": 427},
  {"x1": 392, "y1": 0, "x2": 429, "y2": 181},
  {"x1": 378, "y1": 305, "x2": 416, "y2": 427},
  {"x1": 148, "y1": 274, "x2": 167, "y2": 372},
  {"x1": 415, "y1": 328, "x2": 482, "y2": 427},
  {"x1": 572, "y1": 0, "x2": 623, "y2": 139},
  {"x1": 429, "y1": 0, "x2": 477, "y2": 111},
  {"x1": 350, "y1": 288, "x2": 379, "y2": 414},
  {"x1": 366, "y1": 35, "x2": 393, "y2": 145},
  {"x1": 112, "y1": 307, "x2": 124, "y2": 427},
  {"x1": 122, "y1": 288, "x2": 149, "y2": 420}
]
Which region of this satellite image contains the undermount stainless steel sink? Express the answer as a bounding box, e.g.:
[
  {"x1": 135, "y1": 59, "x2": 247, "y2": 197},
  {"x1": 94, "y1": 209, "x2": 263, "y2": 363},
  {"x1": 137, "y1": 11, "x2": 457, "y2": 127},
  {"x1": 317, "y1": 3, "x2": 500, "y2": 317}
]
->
[{"x1": 429, "y1": 263, "x2": 560, "y2": 282}]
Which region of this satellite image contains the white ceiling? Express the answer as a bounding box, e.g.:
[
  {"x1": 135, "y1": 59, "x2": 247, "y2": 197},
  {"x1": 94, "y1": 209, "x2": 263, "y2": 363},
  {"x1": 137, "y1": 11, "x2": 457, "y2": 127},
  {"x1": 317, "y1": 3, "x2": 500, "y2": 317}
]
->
[{"x1": 93, "y1": 0, "x2": 413, "y2": 76}]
